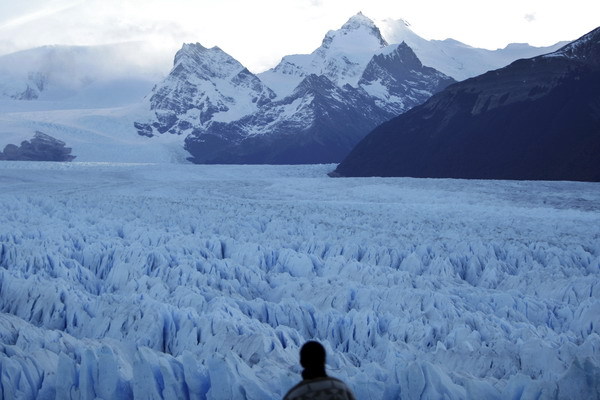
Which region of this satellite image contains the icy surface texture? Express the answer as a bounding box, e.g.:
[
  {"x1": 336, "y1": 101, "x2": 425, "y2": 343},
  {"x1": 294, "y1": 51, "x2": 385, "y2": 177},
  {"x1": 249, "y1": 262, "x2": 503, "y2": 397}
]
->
[{"x1": 0, "y1": 162, "x2": 599, "y2": 399}]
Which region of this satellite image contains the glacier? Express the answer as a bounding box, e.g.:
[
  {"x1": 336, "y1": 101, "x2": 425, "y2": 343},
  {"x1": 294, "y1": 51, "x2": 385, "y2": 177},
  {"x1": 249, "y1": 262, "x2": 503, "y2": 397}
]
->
[{"x1": 0, "y1": 162, "x2": 599, "y2": 399}]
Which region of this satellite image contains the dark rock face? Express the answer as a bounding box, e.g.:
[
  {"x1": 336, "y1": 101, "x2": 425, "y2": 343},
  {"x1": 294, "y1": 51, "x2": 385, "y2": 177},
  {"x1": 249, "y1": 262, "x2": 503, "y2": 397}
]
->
[
  {"x1": 185, "y1": 74, "x2": 393, "y2": 164},
  {"x1": 0, "y1": 132, "x2": 76, "y2": 161},
  {"x1": 358, "y1": 42, "x2": 456, "y2": 114},
  {"x1": 334, "y1": 27, "x2": 600, "y2": 182}
]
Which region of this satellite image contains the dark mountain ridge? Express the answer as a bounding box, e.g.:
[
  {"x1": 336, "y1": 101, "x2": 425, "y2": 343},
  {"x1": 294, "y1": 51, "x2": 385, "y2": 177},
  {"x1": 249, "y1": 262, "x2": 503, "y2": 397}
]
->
[{"x1": 333, "y1": 27, "x2": 600, "y2": 181}]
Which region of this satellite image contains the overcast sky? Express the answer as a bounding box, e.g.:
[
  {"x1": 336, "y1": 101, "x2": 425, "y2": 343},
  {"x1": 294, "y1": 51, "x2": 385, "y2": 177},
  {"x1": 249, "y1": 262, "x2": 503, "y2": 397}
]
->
[{"x1": 0, "y1": 0, "x2": 598, "y2": 72}]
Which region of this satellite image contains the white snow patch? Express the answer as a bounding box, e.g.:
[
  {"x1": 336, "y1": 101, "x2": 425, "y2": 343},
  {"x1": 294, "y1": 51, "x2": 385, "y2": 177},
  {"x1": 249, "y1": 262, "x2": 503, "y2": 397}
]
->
[
  {"x1": 0, "y1": 102, "x2": 189, "y2": 163},
  {"x1": 377, "y1": 18, "x2": 567, "y2": 81}
]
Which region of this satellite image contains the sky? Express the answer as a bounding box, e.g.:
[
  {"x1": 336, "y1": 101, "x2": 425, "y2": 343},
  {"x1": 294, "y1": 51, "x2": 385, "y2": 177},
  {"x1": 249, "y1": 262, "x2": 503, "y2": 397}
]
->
[{"x1": 0, "y1": 0, "x2": 598, "y2": 73}]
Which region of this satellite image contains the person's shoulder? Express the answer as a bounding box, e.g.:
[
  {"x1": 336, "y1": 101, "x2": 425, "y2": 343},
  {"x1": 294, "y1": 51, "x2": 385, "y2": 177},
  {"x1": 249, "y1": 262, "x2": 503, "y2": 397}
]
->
[
  {"x1": 283, "y1": 380, "x2": 306, "y2": 400},
  {"x1": 327, "y1": 377, "x2": 356, "y2": 399},
  {"x1": 283, "y1": 377, "x2": 355, "y2": 400},
  {"x1": 325, "y1": 376, "x2": 353, "y2": 390}
]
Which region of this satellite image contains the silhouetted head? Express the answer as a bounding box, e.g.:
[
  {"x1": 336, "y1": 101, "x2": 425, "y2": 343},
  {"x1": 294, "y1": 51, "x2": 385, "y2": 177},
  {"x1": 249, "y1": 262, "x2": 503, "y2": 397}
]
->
[{"x1": 300, "y1": 341, "x2": 327, "y2": 380}]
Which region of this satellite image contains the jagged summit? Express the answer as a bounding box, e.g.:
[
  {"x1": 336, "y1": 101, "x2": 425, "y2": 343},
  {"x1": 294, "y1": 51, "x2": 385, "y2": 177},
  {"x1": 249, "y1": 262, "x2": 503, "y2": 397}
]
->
[
  {"x1": 174, "y1": 42, "x2": 206, "y2": 62},
  {"x1": 321, "y1": 12, "x2": 388, "y2": 50},
  {"x1": 341, "y1": 12, "x2": 382, "y2": 32},
  {"x1": 172, "y1": 42, "x2": 244, "y2": 79},
  {"x1": 136, "y1": 41, "x2": 274, "y2": 136},
  {"x1": 292, "y1": 73, "x2": 336, "y2": 96},
  {"x1": 358, "y1": 41, "x2": 455, "y2": 115},
  {"x1": 180, "y1": 33, "x2": 454, "y2": 164},
  {"x1": 260, "y1": 12, "x2": 389, "y2": 97}
]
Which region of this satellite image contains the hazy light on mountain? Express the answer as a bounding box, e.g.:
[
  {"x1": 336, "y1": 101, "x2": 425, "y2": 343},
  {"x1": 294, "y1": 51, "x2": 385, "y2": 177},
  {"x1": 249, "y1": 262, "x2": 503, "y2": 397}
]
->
[{"x1": 0, "y1": 0, "x2": 598, "y2": 73}]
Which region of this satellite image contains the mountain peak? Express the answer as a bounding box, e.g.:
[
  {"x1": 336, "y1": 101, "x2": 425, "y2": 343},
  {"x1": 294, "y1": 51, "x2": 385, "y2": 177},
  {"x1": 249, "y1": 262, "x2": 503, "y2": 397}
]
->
[
  {"x1": 342, "y1": 12, "x2": 377, "y2": 30},
  {"x1": 320, "y1": 12, "x2": 387, "y2": 51},
  {"x1": 174, "y1": 43, "x2": 229, "y2": 62},
  {"x1": 172, "y1": 42, "x2": 245, "y2": 80},
  {"x1": 174, "y1": 42, "x2": 207, "y2": 65},
  {"x1": 292, "y1": 73, "x2": 337, "y2": 97}
]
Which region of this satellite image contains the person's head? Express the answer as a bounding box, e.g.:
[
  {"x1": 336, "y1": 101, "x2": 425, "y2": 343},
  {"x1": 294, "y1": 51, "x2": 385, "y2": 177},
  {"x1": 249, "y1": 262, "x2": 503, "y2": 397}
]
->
[{"x1": 299, "y1": 341, "x2": 327, "y2": 380}]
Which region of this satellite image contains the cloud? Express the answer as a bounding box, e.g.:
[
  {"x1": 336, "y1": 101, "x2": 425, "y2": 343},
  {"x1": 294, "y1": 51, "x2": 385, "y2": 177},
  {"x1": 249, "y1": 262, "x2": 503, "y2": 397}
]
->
[
  {"x1": 1, "y1": 0, "x2": 599, "y2": 72},
  {"x1": 0, "y1": 0, "x2": 83, "y2": 30}
]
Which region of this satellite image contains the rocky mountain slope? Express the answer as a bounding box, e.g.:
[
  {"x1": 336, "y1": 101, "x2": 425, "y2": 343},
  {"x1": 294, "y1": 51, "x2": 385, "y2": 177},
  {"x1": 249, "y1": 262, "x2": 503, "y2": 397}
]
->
[
  {"x1": 333, "y1": 27, "x2": 600, "y2": 181},
  {"x1": 138, "y1": 13, "x2": 455, "y2": 164},
  {"x1": 134, "y1": 43, "x2": 276, "y2": 138}
]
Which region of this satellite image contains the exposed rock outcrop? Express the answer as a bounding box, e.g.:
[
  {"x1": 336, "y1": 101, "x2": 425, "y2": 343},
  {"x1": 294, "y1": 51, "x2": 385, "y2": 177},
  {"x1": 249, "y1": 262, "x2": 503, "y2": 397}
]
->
[{"x1": 0, "y1": 132, "x2": 76, "y2": 161}]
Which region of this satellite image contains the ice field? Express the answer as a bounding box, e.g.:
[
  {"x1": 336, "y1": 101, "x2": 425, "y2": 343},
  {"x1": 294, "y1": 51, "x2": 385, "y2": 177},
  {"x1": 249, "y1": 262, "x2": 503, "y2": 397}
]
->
[{"x1": 0, "y1": 162, "x2": 599, "y2": 399}]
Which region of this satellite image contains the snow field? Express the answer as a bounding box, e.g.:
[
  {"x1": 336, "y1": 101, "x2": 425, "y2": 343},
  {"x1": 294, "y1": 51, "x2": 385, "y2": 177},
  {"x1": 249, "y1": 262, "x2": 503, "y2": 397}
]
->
[
  {"x1": 0, "y1": 104, "x2": 193, "y2": 164},
  {"x1": 0, "y1": 162, "x2": 599, "y2": 399}
]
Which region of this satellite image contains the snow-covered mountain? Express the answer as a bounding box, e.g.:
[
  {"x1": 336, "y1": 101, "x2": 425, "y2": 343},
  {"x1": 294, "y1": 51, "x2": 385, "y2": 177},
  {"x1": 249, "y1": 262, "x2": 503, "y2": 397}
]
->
[
  {"x1": 378, "y1": 18, "x2": 568, "y2": 81},
  {"x1": 134, "y1": 43, "x2": 276, "y2": 137},
  {"x1": 140, "y1": 13, "x2": 455, "y2": 164},
  {"x1": 182, "y1": 42, "x2": 455, "y2": 164},
  {"x1": 358, "y1": 42, "x2": 454, "y2": 114},
  {"x1": 0, "y1": 42, "x2": 170, "y2": 107},
  {"x1": 258, "y1": 12, "x2": 389, "y2": 98},
  {"x1": 184, "y1": 74, "x2": 393, "y2": 164},
  {"x1": 334, "y1": 27, "x2": 600, "y2": 181},
  {"x1": 0, "y1": 13, "x2": 573, "y2": 165}
]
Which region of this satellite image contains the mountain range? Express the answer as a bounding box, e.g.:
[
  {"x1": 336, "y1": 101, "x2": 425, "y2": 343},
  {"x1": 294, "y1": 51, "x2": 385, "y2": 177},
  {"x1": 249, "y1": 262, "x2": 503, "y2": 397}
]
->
[
  {"x1": 0, "y1": 12, "x2": 574, "y2": 167},
  {"x1": 333, "y1": 27, "x2": 600, "y2": 182},
  {"x1": 137, "y1": 13, "x2": 456, "y2": 164}
]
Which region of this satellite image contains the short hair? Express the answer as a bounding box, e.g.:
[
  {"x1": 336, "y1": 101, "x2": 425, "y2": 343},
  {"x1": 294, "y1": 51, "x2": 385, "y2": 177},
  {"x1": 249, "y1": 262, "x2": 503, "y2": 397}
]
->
[{"x1": 300, "y1": 341, "x2": 326, "y2": 368}]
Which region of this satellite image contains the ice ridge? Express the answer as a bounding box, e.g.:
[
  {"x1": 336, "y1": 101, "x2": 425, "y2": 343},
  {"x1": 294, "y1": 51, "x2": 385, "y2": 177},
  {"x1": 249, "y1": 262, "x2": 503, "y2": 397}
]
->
[{"x1": 0, "y1": 163, "x2": 599, "y2": 399}]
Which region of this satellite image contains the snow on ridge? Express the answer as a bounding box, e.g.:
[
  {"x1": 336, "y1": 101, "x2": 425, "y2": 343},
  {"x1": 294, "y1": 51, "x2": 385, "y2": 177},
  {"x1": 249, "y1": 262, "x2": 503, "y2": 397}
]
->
[
  {"x1": 322, "y1": 11, "x2": 388, "y2": 51},
  {"x1": 0, "y1": 163, "x2": 599, "y2": 399},
  {"x1": 144, "y1": 43, "x2": 276, "y2": 134},
  {"x1": 542, "y1": 26, "x2": 600, "y2": 62},
  {"x1": 259, "y1": 13, "x2": 389, "y2": 98},
  {"x1": 340, "y1": 11, "x2": 382, "y2": 32},
  {"x1": 377, "y1": 18, "x2": 568, "y2": 81},
  {"x1": 174, "y1": 43, "x2": 247, "y2": 81}
]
